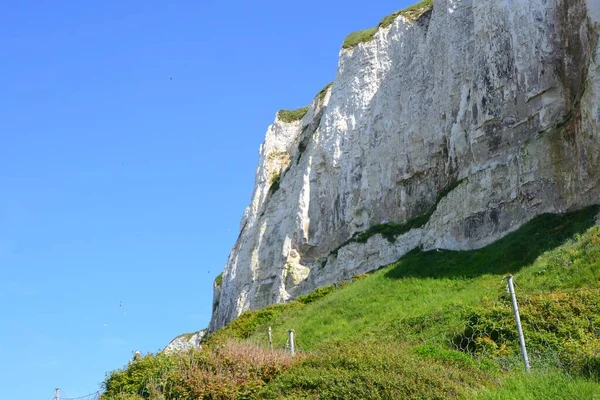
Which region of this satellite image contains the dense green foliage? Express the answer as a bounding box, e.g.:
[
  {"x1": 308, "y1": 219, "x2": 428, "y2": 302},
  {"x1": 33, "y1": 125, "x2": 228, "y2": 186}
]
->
[
  {"x1": 102, "y1": 205, "x2": 600, "y2": 399},
  {"x1": 457, "y1": 288, "x2": 600, "y2": 377},
  {"x1": 102, "y1": 342, "x2": 298, "y2": 400},
  {"x1": 259, "y1": 342, "x2": 492, "y2": 399},
  {"x1": 277, "y1": 107, "x2": 309, "y2": 123},
  {"x1": 343, "y1": 0, "x2": 434, "y2": 49}
]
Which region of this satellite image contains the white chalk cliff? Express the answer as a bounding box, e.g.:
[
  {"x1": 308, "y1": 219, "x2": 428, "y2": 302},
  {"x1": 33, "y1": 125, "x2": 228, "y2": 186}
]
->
[{"x1": 209, "y1": 0, "x2": 600, "y2": 331}]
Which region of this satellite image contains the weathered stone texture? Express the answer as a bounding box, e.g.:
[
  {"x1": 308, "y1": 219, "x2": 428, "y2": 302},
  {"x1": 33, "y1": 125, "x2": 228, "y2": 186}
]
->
[
  {"x1": 164, "y1": 330, "x2": 206, "y2": 353},
  {"x1": 209, "y1": 0, "x2": 600, "y2": 331}
]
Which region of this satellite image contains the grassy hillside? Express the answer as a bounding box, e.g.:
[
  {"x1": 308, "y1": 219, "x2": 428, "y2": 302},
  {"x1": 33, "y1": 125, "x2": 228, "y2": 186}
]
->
[{"x1": 101, "y1": 205, "x2": 600, "y2": 399}]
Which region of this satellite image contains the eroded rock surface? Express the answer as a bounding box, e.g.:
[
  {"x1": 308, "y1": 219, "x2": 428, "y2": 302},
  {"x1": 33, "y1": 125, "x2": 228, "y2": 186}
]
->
[
  {"x1": 164, "y1": 330, "x2": 206, "y2": 353},
  {"x1": 210, "y1": 0, "x2": 600, "y2": 331}
]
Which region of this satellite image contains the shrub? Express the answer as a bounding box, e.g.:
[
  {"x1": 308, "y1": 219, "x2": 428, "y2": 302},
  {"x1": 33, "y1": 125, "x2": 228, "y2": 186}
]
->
[
  {"x1": 453, "y1": 289, "x2": 600, "y2": 378},
  {"x1": 101, "y1": 342, "x2": 300, "y2": 400},
  {"x1": 259, "y1": 341, "x2": 492, "y2": 399}
]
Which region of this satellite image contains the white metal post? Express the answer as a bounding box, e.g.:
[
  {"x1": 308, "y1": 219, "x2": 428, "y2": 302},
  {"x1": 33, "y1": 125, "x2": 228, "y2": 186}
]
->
[
  {"x1": 507, "y1": 275, "x2": 531, "y2": 372},
  {"x1": 288, "y1": 329, "x2": 295, "y2": 357},
  {"x1": 268, "y1": 326, "x2": 273, "y2": 350}
]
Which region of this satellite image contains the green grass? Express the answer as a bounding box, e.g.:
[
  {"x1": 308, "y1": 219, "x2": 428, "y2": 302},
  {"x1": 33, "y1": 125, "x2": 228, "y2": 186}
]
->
[
  {"x1": 101, "y1": 205, "x2": 600, "y2": 399},
  {"x1": 277, "y1": 107, "x2": 309, "y2": 123},
  {"x1": 472, "y1": 370, "x2": 600, "y2": 400},
  {"x1": 342, "y1": 27, "x2": 378, "y2": 49},
  {"x1": 342, "y1": 0, "x2": 434, "y2": 49},
  {"x1": 258, "y1": 206, "x2": 599, "y2": 350},
  {"x1": 259, "y1": 341, "x2": 493, "y2": 399},
  {"x1": 380, "y1": 0, "x2": 434, "y2": 27}
]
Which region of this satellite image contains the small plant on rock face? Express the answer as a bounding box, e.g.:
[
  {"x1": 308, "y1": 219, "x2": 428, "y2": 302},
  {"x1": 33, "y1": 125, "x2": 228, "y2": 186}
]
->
[
  {"x1": 316, "y1": 82, "x2": 333, "y2": 102},
  {"x1": 269, "y1": 172, "x2": 281, "y2": 194},
  {"x1": 214, "y1": 273, "x2": 223, "y2": 287}
]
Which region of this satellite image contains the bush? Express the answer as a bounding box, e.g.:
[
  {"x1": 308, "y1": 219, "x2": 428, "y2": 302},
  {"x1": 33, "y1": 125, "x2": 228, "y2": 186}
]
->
[
  {"x1": 453, "y1": 289, "x2": 600, "y2": 378},
  {"x1": 259, "y1": 341, "x2": 492, "y2": 399},
  {"x1": 102, "y1": 341, "x2": 299, "y2": 400}
]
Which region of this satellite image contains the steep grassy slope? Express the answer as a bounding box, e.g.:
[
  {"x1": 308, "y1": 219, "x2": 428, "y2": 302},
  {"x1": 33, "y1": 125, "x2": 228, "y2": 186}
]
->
[{"x1": 102, "y1": 205, "x2": 600, "y2": 399}]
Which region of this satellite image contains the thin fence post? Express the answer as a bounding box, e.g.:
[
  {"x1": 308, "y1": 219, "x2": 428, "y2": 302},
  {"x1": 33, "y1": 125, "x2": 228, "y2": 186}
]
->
[
  {"x1": 288, "y1": 329, "x2": 295, "y2": 357},
  {"x1": 507, "y1": 275, "x2": 531, "y2": 372},
  {"x1": 268, "y1": 326, "x2": 273, "y2": 350}
]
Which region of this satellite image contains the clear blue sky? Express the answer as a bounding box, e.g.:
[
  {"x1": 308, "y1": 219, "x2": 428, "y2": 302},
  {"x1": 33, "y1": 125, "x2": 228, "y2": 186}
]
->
[{"x1": 0, "y1": 0, "x2": 415, "y2": 398}]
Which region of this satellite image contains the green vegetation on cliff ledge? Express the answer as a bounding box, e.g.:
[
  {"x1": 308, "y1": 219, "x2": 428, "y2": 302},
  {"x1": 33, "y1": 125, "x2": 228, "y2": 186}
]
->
[
  {"x1": 101, "y1": 205, "x2": 600, "y2": 399},
  {"x1": 316, "y1": 82, "x2": 333, "y2": 102},
  {"x1": 277, "y1": 106, "x2": 309, "y2": 123},
  {"x1": 329, "y1": 178, "x2": 464, "y2": 258},
  {"x1": 380, "y1": 0, "x2": 433, "y2": 26},
  {"x1": 268, "y1": 171, "x2": 281, "y2": 194},
  {"x1": 342, "y1": 0, "x2": 434, "y2": 49},
  {"x1": 342, "y1": 27, "x2": 378, "y2": 49},
  {"x1": 214, "y1": 273, "x2": 223, "y2": 287}
]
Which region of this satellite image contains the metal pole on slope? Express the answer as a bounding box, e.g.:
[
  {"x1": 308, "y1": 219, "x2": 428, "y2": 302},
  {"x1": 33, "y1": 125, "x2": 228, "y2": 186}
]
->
[
  {"x1": 507, "y1": 275, "x2": 531, "y2": 372},
  {"x1": 268, "y1": 326, "x2": 273, "y2": 350},
  {"x1": 288, "y1": 329, "x2": 295, "y2": 357}
]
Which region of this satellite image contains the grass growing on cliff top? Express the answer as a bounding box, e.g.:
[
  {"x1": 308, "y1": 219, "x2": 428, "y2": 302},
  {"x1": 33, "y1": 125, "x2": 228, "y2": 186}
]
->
[
  {"x1": 342, "y1": 0, "x2": 434, "y2": 49},
  {"x1": 380, "y1": 0, "x2": 433, "y2": 26},
  {"x1": 277, "y1": 106, "x2": 309, "y2": 123},
  {"x1": 101, "y1": 205, "x2": 600, "y2": 399}
]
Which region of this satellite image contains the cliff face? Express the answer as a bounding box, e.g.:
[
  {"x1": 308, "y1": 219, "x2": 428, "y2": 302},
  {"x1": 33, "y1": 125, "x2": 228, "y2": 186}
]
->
[
  {"x1": 164, "y1": 330, "x2": 206, "y2": 353},
  {"x1": 209, "y1": 0, "x2": 600, "y2": 331}
]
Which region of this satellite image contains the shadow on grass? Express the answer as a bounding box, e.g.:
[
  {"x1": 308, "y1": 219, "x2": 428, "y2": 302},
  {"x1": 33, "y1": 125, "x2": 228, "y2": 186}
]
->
[{"x1": 384, "y1": 205, "x2": 599, "y2": 280}]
